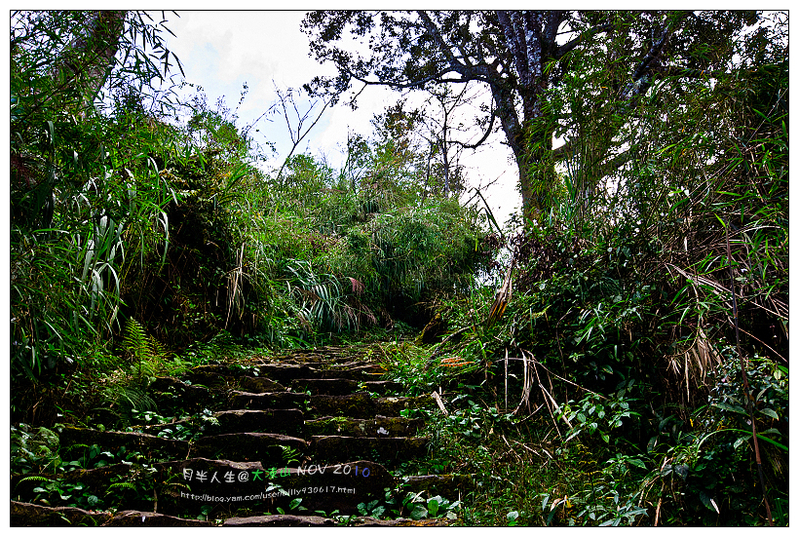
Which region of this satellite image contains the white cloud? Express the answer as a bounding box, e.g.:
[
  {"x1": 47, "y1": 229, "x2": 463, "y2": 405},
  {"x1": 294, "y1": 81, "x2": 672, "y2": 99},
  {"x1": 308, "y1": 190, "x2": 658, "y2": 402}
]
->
[{"x1": 160, "y1": 10, "x2": 522, "y2": 225}]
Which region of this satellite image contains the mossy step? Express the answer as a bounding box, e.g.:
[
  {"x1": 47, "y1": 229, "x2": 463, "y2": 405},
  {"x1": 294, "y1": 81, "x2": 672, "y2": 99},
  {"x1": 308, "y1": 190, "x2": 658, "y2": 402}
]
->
[
  {"x1": 10, "y1": 501, "x2": 447, "y2": 527},
  {"x1": 229, "y1": 391, "x2": 309, "y2": 411},
  {"x1": 310, "y1": 435, "x2": 430, "y2": 464},
  {"x1": 238, "y1": 376, "x2": 287, "y2": 393},
  {"x1": 59, "y1": 426, "x2": 189, "y2": 459},
  {"x1": 212, "y1": 409, "x2": 305, "y2": 434},
  {"x1": 10, "y1": 501, "x2": 212, "y2": 527},
  {"x1": 400, "y1": 474, "x2": 475, "y2": 499},
  {"x1": 192, "y1": 432, "x2": 307, "y2": 463},
  {"x1": 223, "y1": 514, "x2": 447, "y2": 526},
  {"x1": 373, "y1": 394, "x2": 435, "y2": 416},
  {"x1": 290, "y1": 378, "x2": 362, "y2": 395},
  {"x1": 149, "y1": 376, "x2": 212, "y2": 402},
  {"x1": 134, "y1": 408, "x2": 304, "y2": 437},
  {"x1": 13, "y1": 457, "x2": 396, "y2": 520},
  {"x1": 185, "y1": 363, "x2": 260, "y2": 380},
  {"x1": 304, "y1": 416, "x2": 424, "y2": 437},
  {"x1": 184, "y1": 368, "x2": 287, "y2": 392},
  {"x1": 311, "y1": 363, "x2": 388, "y2": 380},
  {"x1": 359, "y1": 380, "x2": 404, "y2": 394},
  {"x1": 251, "y1": 364, "x2": 321, "y2": 383},
  {"x1": 153, "y1": 457, "x2": 394, "y2": 517},
  {"x1": 289, "y1": 378, "x2": 403, "y2": 395},
  {"x1": 230, "y1": 391, "x2": 433, "y2": 418},
  {"x1": 255, "y1": 362, "x2": 387, "y2": 382}
]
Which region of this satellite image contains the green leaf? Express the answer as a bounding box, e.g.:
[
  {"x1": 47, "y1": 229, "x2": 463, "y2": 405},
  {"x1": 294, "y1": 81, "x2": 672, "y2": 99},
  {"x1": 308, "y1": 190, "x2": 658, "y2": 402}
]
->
[
  {"x1": 410, "y1": 505, "x2": 428, "y2": 520},
  {"x1": 759, "y1": 407, "x2": 779, "y2": 420},
  {"x1": 427, "y1": 498, "x2": 440, "y2": 517}
]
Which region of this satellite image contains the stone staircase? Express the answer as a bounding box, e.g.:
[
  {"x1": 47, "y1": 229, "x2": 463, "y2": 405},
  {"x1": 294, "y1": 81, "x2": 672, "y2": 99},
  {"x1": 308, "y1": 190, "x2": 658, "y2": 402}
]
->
[{"x1": 11, "y1": 346, "x2": 470, "y2": 526}]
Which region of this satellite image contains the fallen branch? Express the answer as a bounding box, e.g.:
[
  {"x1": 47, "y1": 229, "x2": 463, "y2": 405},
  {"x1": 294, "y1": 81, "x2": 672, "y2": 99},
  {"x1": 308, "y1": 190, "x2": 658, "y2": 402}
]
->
[{"x1": 431, "y1": 390, "x2": 449, "y2": 416}]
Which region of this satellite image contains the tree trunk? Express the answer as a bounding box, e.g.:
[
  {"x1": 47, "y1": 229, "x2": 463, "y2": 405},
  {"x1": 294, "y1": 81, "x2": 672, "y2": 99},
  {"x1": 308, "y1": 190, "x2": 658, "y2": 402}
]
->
[{"x1": 51, "y1": 10, "x2": 127, "y2": 109}]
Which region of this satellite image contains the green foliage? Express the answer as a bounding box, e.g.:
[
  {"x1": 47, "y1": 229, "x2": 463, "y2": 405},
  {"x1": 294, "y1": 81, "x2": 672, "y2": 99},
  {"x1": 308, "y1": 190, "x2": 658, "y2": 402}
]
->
[
  {"x1": 122, "y1": 318, "x2": 169, "y2": 379},
  {"x1": 356, "y1": 489, "x2": 461, "y2": 521},
  {"x1": 11, "y1": 9, "x2": 787, "y2": 528},
  {"x1": 11, "y1": 11, "x2": 183, "y2": 378}
]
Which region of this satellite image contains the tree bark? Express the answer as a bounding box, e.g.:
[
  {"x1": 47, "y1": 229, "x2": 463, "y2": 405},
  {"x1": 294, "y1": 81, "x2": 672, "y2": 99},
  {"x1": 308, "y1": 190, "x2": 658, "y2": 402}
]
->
[{"x1": 51, "y1": 10, "x2": 127, "y2": 109}]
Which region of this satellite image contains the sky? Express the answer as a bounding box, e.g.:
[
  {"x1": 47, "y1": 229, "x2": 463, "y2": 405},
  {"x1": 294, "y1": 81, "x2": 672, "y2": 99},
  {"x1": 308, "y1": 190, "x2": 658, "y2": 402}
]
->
[{"x1": 156, "y1": 10, "x2": 523, "y2": 227}]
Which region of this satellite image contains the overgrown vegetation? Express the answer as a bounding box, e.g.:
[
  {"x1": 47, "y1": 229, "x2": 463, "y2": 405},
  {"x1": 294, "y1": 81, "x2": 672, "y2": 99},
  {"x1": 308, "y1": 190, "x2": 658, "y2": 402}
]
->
[
  {"x1": 378, "y1": 17, "x2": 788, "y2": 525},
  {"x1": 10, "y1": 9, "x2": 788, "y2": 527}
]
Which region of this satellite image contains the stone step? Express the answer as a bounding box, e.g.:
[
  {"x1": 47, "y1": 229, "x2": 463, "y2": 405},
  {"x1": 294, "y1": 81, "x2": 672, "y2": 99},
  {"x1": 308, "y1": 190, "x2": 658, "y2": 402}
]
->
[
  {"x1": 10, "y1": 501, "x2": 447, "y2": 527},
  {"x1": 229, "y1": 391, "x2": 309, "y2": 410},
  {"x1": 212, "y1": 409, "x2": 305, "y2": 434},
  {"x1": 304, "y1": 416, "x2": 424, "y2": 437},
  {"x1": 156, "y1": 458, "x2": 394, "y2": 517},
  {"x1": 290, "y1": 378, "x2": 361, "y2": 395},
  {"x1": 400, "y1": 474, "x2": 475, "y2": 499},
  {"x1": 133, "y1": 408, "x2": 304, "y2": 438},
  {"x1": 192, "y1": 432, "x2": 308, "y2": 463},
  {"x1": 13, "y1": 457, "x2": 397, "y2": 520},
  {"x1": 12, "y1": 341, "x2": 450, "y2": 526},
  {"x1": 255, "y1": 362, "x2": 387, "y2": 382},
  {"x1": 10, "y1": 501, "x2": 212, "y2": 527},
  {"x1": 310, "y1": 435, "x2": 430, "y2": 465},
  {"x1": 229, "y1": 391, "x2": 434, "y2": 418},
  {"x1": 223, "y1": 514, "x2": 446, "y2": 526},
  {"x1": 289, "y1": 378, "x2": 403, "y2": 395},
  {"x1": 58, "y1": 426, "x2": 189, "y2": 459}
]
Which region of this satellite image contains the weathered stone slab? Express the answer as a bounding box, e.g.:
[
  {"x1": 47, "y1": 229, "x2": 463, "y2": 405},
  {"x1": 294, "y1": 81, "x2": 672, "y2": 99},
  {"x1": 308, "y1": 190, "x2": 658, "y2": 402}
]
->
[
  {"x1": 186, "y1": 364, "x2": 247, "y2": 382},
  {"x1": 400, "y1": 473, "x2": 475, "y2": 499},
  {"x1": 154, "y1": 457, "x2": 394, "y2": 516},
  {"x1": 11, "y1": 500, "x2": 112, "y2": 526},
  {"x1": 229, "y1": 391, "x2": 308, "y2": 410},
  {"x1": 374, "y1": 395, "x2": 434, "y2": 416},
  {"x1": 223, "y1": 514, "x2": 335, "y2": 526},
  {"x1": 362, "y1": 380, "x2": 404, "y2": 394},
  {"x1": 290, "y1": 377, "x2": 360, "y2": 395},
  {"x1": 193, "y1": 432, "x2": 307, "y2": 463},
  {"x1": 58, "y1": 426, "x2": 189, "y2": 458},
  {"x1": 315, "y1": 363, "x2": 388, "y2": 379},
  {"x1": 107, "y1": 510, "x2": 213, "y2": 526},
  {"x1": 238, "y1": 376, "x2": 286, "y2": 393},
  {"x1": 256, "y1": 364, "x2": 318, "y2": 383},
  {"x1": 310, "y1": 435, "x2": 429, "y2": 464},
  {"x1": 309, "y1": 392, "x2": 376, "y2": 418},
  {"x1": 304, "y1": 416, "x2": 424, "y2": 437},
  {"x1": 213, "y1": 409, "x2": 304, "y2": 434}
]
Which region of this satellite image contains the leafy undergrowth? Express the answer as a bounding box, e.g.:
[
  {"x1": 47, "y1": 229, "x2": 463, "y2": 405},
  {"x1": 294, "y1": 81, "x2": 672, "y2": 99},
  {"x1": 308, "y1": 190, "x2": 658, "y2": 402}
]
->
[{"x1": 375, "y1": 334, "x2": 788, "y2": 527}]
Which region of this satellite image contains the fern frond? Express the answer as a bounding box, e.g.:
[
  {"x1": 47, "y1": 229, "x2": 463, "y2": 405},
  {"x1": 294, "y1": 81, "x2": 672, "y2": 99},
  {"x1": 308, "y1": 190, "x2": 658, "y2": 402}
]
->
[
  {"x1": 106, "y1": 482, "x2": 138, "y2": 493},
  {"x1": 16, "y1": 475, "x2": 52, "y2": 486},
  {"x1": 123, "y1": 318, "x2": 150, "y2": 361}
]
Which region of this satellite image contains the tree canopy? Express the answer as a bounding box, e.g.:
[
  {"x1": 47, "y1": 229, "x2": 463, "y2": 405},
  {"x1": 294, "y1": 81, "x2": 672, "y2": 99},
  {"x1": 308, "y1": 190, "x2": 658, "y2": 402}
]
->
[{"x1": 302, "y1": 10, "x2": 783, "y2": 224}]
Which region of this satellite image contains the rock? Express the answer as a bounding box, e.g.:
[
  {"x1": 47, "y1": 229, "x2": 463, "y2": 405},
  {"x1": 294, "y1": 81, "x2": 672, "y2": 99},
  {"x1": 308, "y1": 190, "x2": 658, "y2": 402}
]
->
[
  {"x1": 11, "y1": 500, "x2": 111, "y2": 526},
  {"x1": 193, "y1": 432, "x2": 307, "y2": 463},
  {"x1": 238, "y1": 376, "x2": 286, "y2": 393},
  {"x1": 213, "y1": 409, "x2": 305, "y2": 434},
  {"x1": 304, "y1": 416, "x2": 424, "y2": 437},
  {"x1": 311, "y1": 435, "x2": 429, "y2": 465},
  {"x1": 58, "y1": 427, "x2": 189, "y2": 458},
  {"x1": 223, "y1": 514, "x2": 335, "y2": 526},
  {"x1": 108, "y1": 510, "x2": 213, "y2": 526},
  {"x1": 229, "y1": 391, "x2": 308, "y2": 410}
]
